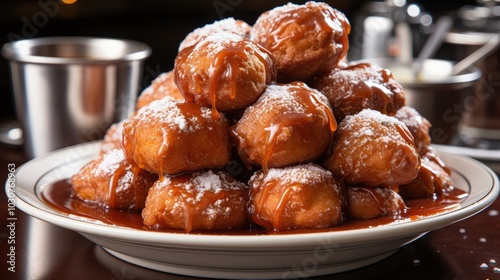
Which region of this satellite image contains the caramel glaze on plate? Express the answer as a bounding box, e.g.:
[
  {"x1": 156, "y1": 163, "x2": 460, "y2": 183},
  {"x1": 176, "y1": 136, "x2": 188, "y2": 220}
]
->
[{"x1": 41, "y1": 178, "x2": 468, "y2": 235}]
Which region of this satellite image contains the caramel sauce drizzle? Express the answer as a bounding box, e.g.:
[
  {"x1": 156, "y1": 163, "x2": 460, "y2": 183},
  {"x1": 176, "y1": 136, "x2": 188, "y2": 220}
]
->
[
  {"x1": 177, "y1": 39, "x2": 275, "y2": 120},
  {"x1": 253, "y1": 181, "x2": 275, "y2": 231},
  {"x1": 265, "y1": 7, "x2": 341, "y2": 52},
  {"x1": 157, "y1": 127, "x2": 169, "y2": 180},
  {"x1": 262, "y1": 83, "x2": 336, "y2": 173},
  {"x1": 351, "y1": 186, "x2": 406, "y2": 217},
  {"x1": 253, "y1": 180, "x2": 299, "y2": 231},
  {"x1": 262, "y1": 113, "x2": 313, "y2": 173},
  {"x1": 395, "y1": 124, "x2": 416, "y2": 148},
  {"x1": 108, "y1": 164, "x2": 126, "y2": 208},
  {"x1": 273, "y1": 184, "x2": 296, "y2": 229},
  {"x1": 131, "y1": 166, "x2": 142, "y2": 209},
  {"x1": 169, "y1": 184, "x2": 227, "y2": 233},
  {"x1": 208, "y1": 41, "x2": 250, "y2": 118},
  {"x1": 106, "y1": 163, "x2": 144, "y2": 210}
]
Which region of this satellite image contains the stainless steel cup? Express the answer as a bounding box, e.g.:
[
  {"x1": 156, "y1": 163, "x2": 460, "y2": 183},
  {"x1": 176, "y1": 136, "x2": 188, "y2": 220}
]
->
[
  {"x1": 364, "y1": 58, "x2": 481, "y2": 145},
  {"x1": 2, "y1": 37, "x2": 151, "y2": 158}
]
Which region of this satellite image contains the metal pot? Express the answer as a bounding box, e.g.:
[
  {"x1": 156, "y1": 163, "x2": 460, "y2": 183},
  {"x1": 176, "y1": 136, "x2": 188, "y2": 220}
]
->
[
  {"x1": 365, "y1": 58, "x2": 481, "y2": 145},
  {"x1": 443, "y1": 1, "x2": 500, "y2": 148}
]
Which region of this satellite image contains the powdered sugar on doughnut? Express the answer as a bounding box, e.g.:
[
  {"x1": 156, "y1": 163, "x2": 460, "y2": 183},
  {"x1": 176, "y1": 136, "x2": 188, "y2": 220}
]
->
[
  {"x1": 155, "y1": 170, "x2": 247, "y2": 217},
  {"x1": 157, "y1": 170, "x2": 245, "y2": 200},
  {"x1": 93, "y1": 149, "x2": 126, "y2": 176},
  {"x1": 250, "y1": 163, "x2": 333, "y2": 188},
  {"x1": 249, "y1": 83, "x2": 329, "y2": 117},
  {"x1": 355, "y1": 108, "x2": 405, "y2": 127},
  {"x1": 337, "y1": 109, "x2": 408, "y2": 152},
  {"x1": 323, "y1": 64, "x2": 400, "y2": 98},
  {"x1": 179, "y1": 17, "x2": 251, "y2": 51},
  {"x1": 134, "y1": 97, "x2": 217, "y2": 134},
  {"x1": 250, "y1": 2, "x2": 346, "y2": 42},
  {"x1": 90, "y1": 149, "x2": 133, "y2": 190}
]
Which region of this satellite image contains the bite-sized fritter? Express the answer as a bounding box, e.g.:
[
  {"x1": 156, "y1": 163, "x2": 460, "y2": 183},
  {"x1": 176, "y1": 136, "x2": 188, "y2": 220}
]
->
[
  {"x1": 248, "y1": 163, "x2": 346, "y2": 231},
  {"x1": 251, "y1": 1, "x2": 350, "y2": 82},
  {"x1": 136, "y1": 71, "x2": 184, "y2": 111},
  {"x1": 347, "y1": 185, "x2": 406, "y2": 220},
  {"x1": 399, "y1": 156, "x2": 454, "y2": 200},
  {"x1": 71, "y1": 149, "x2": 158, "y2": 210},
  {"x1": 394, "y1": 106, "x2": 452, "y2": 174},
  {"x1": 122, "y1": 97, "x2": 231, "y2": 176},
  {"x1": 230, "y1": 82, "x2": 336, "y2": 171},
  {"x1": 178, "y1": 17, "x2": 252, "y2": 51},
  {"x1": 312, "y1": 62, "x2": 406, "y2": 121},
  {"x1": 174, "y1": 32, "x2": 277, "y2": 114},
  {"x1": 142, "y1": 170, "x2": 248, "y2": 232},
  {"x1": 99, "y1": 120, "x2": 124, "y2": 154},
  {"x1": 394, "y1": 106, "x2": 431, "y2": 157},
  {"x1": 324, "y1": 109, "x2": 419, "y2": 187}
]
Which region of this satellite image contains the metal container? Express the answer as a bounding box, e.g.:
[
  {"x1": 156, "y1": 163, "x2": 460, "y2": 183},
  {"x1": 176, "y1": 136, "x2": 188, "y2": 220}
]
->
[
  {"x1": 2, "y1": 37, "x2": 151, "y2": 158},
  {"x1": 366, "y1": 58, "x2": 481, "y2": 145},
  {"x1": 443, "y1": 2, "x2": 500, "y2": 148}
]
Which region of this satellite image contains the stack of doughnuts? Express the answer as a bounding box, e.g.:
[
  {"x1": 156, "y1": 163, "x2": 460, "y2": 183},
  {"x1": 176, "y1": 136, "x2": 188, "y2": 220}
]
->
[{"x1": 71, "y1": 1, "x2": 454, "y2": 233}]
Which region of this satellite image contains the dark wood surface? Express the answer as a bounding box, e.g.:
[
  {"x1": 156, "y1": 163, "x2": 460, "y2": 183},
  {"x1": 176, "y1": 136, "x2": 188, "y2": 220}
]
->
[{"x1": 0, "y1": 142, "x2": 499, "y2": 280}]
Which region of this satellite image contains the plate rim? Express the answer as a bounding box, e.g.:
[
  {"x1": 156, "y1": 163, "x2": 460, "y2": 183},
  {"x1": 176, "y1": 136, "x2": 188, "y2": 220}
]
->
[{"x1": 9, "y1": 141, "x2": 500, "y2": 250}]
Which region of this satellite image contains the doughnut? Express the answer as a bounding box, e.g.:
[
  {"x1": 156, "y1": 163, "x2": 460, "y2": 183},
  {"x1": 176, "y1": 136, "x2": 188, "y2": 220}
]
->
[
  {"x1": 136, "y1": 71, "x2": 184, "y2": 111},
  {"x1": 248, "y1": 163, "x2": 346, "y2": 231},
  {"x1": 347, "y1": 185, "x2": 406, "y2": 220},
  {"x1": 394, "y1": 106, "x2": 451, "y2": 174},
  {"x1": 399, "y1": 156, "x2": 454, "y2": 200},
  {"x1": 250, "y1": 1, "x2": 350, "y2": 82},
  {"x1": 324, "y1": 109, "x2": 419, "y2": 187},
  {"x1": 230, "y1": 82, "x2": 336, "y2": 171},
  {"x1": 312, "y1": 62, "x2": 406, "y2": 121},
  {"x1": 394, "y1": 106, "x2": 431, "y2": 157},
  {"x1": 99, "y1": 121, "x2": 124, "y2": 154},
  {"x1": 122, "y1": 97, "x2": 231, "y2": 175},
  {"x1": 174, "y1": 32, "x2": 277, "y2": 115},
  {"x1": 178, "y1": 17, "x2": 252, "y2": 51},
  {"x1": 71, "y1": 149, "x2": 158, "y2": 210},
  {"x1": 141, "y1": 170, "x2": 248, "y2": 232}
]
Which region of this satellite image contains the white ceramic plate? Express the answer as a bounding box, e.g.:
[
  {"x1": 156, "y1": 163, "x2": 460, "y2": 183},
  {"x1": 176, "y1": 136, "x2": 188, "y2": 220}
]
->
[
  {"x1": 10, "y1": 141, "x2": 499, "y2": 279},
  {"x1": 434, "y1": 144, "x2": 500, "y2": 162}
]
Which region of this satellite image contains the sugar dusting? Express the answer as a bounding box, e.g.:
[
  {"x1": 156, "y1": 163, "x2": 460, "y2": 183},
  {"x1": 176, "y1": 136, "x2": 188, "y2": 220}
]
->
[
  {"x1": 90, "y1": 149, "x2": 134, "y2": 192},
  {"x1": 248, "y1": 83, "x2": 329, "y2": 120},
  {"x1": 154, "y1": 170, "x2": 247, "y2": 220},
  {"x1": 250, "y1": 163, "x2": 333, "y2": 187},
  {"x1": 133, "y1": 97, "x2": 216, "y2": 134},
  {"x1": 179, "y1": 17, "x2": 251, "y2": 51}
]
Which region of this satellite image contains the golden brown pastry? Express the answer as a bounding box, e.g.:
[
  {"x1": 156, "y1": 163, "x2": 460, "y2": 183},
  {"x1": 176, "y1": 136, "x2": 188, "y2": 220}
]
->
[
  {"x1": 251, "y1": 1, "x2": 350, "y2": 82},
  {"x1": 394, "y1": 106, "x2": 431, "y2": 157},
  {"x1": 399, "y1": 156, "x2": 454, "y2": 200},
  {"x1": 99, "y1": 121, "x2": 124, "y2": 154},
  {"x1": 230, "y1": 82, "x2": 336, "y2": 171},
  {"x1": 122, "y1": 97, "x2": 231, "y2": 175},
  {"x1": 71, "y1": 149, "x2": 158, "y2": 210},
  {"x1": 248, "y1": 163, "x2": 346, "y2": 231},
  {"x1": 394, "y1": 106, "x2": 451, "y2": 175},
  {"x1": 324, "y1": 109, "x2": 419, "y2": 187},
  {"x1": 312, "y1": 62, "x2": 406, "y2": 121},
  {"x1": 136, "y1": 71, "x2": 184, "y2": 111},
  {"x1": 178, "y1": 17, "x2": 252, "y2": 51},
  {"x1": 347, "y1": 185, "x2": 406, "y2": 219},
  {"x1": 174, "y1": 32, "x2": 277, "y2": 115},
  {"x1": 142, "y1": 170, "x2": 248, "y2": 232}
]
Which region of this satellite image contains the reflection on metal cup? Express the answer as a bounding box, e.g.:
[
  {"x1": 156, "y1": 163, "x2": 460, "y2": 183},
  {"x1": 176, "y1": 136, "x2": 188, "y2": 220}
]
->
[
  {"x1": 363, "y1": 58, "x2": 481, "y2": 145},
  {"x1": 2, "y1": 37, "x2": 151, "y2": 158}
]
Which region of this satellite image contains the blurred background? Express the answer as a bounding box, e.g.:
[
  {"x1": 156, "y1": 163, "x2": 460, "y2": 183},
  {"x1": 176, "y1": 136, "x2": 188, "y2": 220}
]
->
[{"x1": 0, "y1": 0, "x2": 478, "y2": 121}]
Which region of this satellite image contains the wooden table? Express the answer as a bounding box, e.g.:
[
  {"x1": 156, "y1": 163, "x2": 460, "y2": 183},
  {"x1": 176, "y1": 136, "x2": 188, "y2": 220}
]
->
[{"x1": 1, "y1": 142, "x2": 499, "y2": 280}]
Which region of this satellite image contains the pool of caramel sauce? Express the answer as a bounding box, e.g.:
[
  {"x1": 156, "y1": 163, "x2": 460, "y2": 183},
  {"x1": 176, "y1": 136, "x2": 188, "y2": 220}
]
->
[{"x1": 41, "y1": 179, "x2": 468, "y2": 235}]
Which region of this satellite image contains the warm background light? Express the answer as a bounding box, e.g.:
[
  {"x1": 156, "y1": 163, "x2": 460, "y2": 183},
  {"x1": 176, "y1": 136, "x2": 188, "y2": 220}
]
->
[{"x1": 61, "y1": 0, "x2": 78, "y2": 5}]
